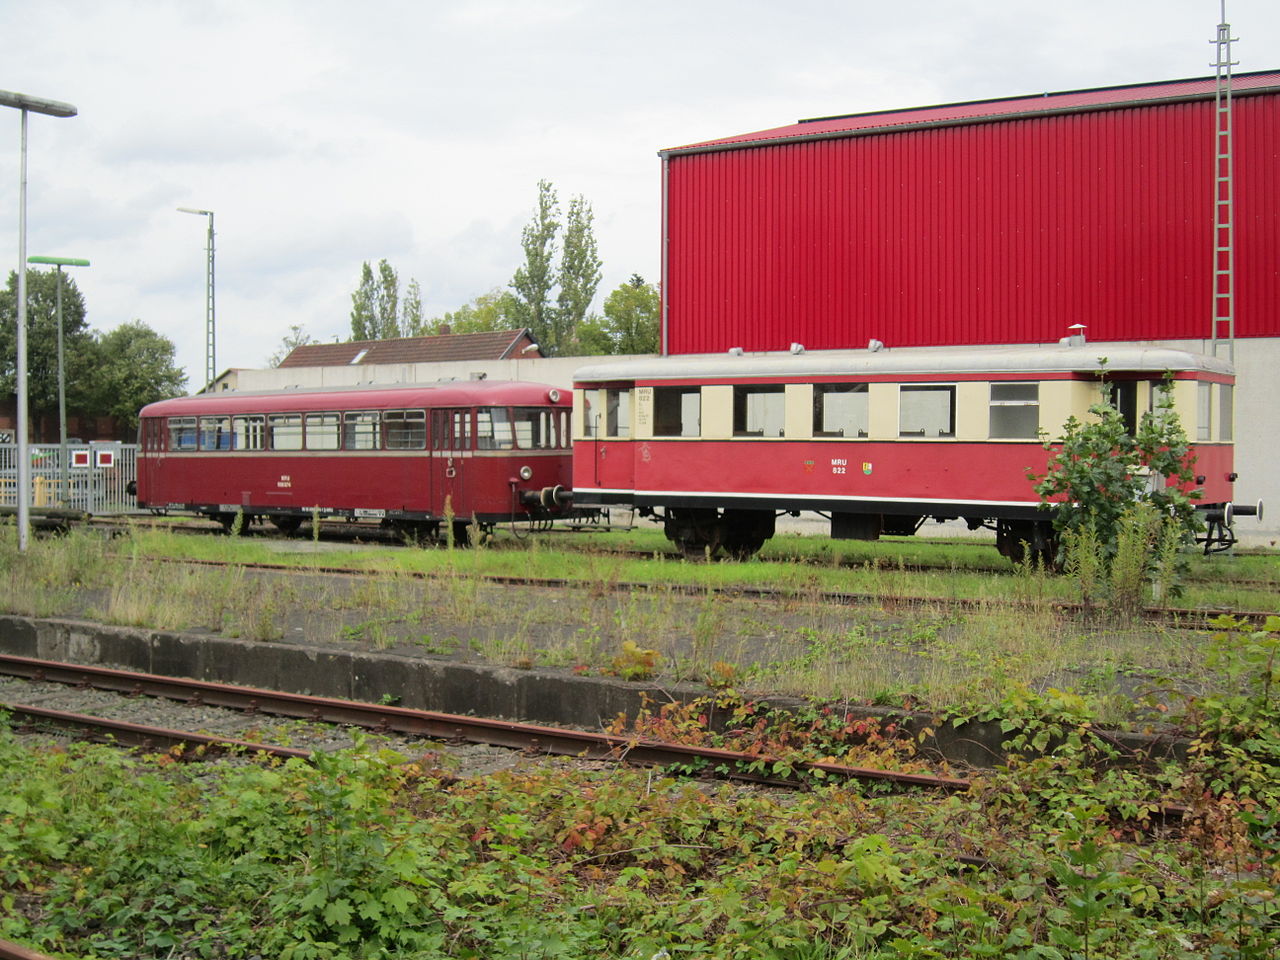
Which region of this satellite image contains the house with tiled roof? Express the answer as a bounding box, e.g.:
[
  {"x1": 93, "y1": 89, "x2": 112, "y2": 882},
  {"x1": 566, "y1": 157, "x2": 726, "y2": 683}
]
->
[{"x1": 277, "y1": 328, "x2": 541, "y2": 368}]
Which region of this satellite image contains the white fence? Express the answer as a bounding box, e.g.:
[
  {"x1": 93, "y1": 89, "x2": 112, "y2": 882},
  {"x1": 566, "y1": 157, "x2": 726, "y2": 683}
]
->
[{"x1": 0, "y1": 443, "x2": 139, "y2": 515}]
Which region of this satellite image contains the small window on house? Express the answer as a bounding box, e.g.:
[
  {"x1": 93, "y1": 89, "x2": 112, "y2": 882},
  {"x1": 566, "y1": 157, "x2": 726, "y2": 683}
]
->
[
  {"x1": 233, "y1": 415, "x2": 265, "y2": 451},
  {"x1": 1196, "y1": 382, "x2": 1213, "y2": 441},
  {"x1": 733, "y1": 385, "x2": 786, "y2": 437},
  {"x1": 384, "y1": 410, "x2": 426, "y2": 449},
  {"x1": 269, "y1": 414, "x2": 303, "y2": 450},
  {"x1": 1218, "y1": 384, "x2": 1233, "y2": 441},
  {"x1": 813, "y1": 383, "x2": 868, "y2": 437},
  {"x1": 653, "y1": 387, "x2": 701, "y2": 437},
  {"x1": 900, "y1": 385, "x2": 955, "y2": 437},
  {"x1": 343, "y1": 411, "x2": 380, "y2": 450},
  {"x1": 988, "y1": 382, "x2": 1039, "y2": 439}
]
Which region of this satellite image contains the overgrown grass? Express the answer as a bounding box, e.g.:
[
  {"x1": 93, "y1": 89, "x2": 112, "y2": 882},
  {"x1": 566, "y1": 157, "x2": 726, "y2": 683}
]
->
[{"x1": 0, "y1": 523, "x2": 1275, "y2": 723}]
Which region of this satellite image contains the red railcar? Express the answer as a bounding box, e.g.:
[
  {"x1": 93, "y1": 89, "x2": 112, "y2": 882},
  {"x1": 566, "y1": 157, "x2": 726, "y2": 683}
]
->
[
  {"x1": 572, "y1": 343, "x2": 1248, "y2": 560},
  {"x1": 136, "y1": 380, "x2": 573, "y2": 542}
]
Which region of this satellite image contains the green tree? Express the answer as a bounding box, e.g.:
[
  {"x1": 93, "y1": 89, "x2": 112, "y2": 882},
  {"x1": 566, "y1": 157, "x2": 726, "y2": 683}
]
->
[
  {"x1": 510, "y1": 179, "x2": 560, "y2": 352},
  {"x1": 554, "y1": 195, "x2": 602, "y2": 352},
  {"x1": 268, "y1": 324, "x2": 317, "y2": 367},
  {"x1": 0, "y1": 268, "x2": 96, "y2": 420},
  {"x1": 375, "y1": 260, "x2": 400, "y2": 339},
  {"x1": 85, "y1": 321, "x2": 187, "y2": 435},
  {"x1": 1030, "y1": 372, "x2": 1201, "y2": 570},
  {"x1": 350, "y1": 260, "x2": 423, "y2": 340},
  {"x1": 349, "y1": 262, "x2": 378, "y2": 341},
  {"x1": 402, "y1": 278, "x2": 425, "y2": 336},
  {"x1": 425, "y1": 288, "x2": 522, "y2": 335},
  {"x1": 577, "y1": 274, "x2": 659, "y2": 355}
]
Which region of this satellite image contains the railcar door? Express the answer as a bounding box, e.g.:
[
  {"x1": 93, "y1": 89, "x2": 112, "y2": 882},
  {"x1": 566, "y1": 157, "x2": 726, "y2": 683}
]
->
[{"x1": 430, "y1": 408, "x2": 472, "y2": 523}]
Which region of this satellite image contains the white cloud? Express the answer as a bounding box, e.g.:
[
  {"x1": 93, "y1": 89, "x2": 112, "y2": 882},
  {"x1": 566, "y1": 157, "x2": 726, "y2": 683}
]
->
[{"x1": 1, "y1": 0, "x2": 1276, "y2": 384}]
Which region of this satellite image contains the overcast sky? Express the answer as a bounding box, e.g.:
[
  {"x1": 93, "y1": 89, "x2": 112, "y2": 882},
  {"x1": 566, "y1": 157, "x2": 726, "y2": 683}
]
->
[{"x1": 2, "y1": 0, "x2": 1276, "y2": 388}]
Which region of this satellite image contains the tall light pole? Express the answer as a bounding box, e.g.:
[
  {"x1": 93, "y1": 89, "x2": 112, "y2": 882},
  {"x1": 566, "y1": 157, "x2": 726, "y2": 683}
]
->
[
  {"x1": 27, "y1": 255, "x2": 90, "y2": 507},
  {"x1": 1, "y1": 90, "x2": 78, "y2": 552},
  {"x1": 177, "y1": 207, "x2": 215, "y2": 391}
]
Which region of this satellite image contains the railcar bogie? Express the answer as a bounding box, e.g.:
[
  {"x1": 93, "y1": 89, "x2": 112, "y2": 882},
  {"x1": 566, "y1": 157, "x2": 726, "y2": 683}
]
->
[{"x1": 573, "y1": 344, "x2": 1254, "y2": 561}]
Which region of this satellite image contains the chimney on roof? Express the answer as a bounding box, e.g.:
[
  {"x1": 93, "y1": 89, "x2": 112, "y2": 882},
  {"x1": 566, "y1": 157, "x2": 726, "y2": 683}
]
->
[{"x1": 439, "y1": 324, "x2": 451, "y2": 336}]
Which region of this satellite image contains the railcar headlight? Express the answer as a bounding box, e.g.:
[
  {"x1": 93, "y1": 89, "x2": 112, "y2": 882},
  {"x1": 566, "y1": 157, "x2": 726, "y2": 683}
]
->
[
  {"x1": 519, "y1": 465, "x2": 533, "y2": 481},
  {"x1": 548, "y1": 389, "x2": 560, "y2": 403}
]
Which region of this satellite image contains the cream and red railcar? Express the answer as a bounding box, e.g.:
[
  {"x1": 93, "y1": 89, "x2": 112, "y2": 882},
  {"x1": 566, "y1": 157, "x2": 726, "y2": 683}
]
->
[
  {"x1": 136, "y1": 381, "x2": 573, "y2": 542},
  {"x1": 572, "y1": 344, "x2": 1246, "y2": 560}
]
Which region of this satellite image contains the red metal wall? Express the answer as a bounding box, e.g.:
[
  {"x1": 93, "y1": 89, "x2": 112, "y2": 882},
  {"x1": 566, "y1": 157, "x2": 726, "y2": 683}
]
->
[{"x1": 663, "y1": 94, "x2": 1280, "y2": 353}]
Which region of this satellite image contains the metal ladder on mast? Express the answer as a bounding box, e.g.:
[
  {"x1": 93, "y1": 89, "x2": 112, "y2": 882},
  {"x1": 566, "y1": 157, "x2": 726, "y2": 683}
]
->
[{"x1": 1210, "y1": 2, "x2": 1237, "y2": 364}]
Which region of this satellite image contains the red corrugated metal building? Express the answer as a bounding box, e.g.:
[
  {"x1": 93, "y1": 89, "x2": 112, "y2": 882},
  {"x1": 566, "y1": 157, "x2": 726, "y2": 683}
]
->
[{"x1": 659, "y1": 72, "x2": 1280, "y2": 354}]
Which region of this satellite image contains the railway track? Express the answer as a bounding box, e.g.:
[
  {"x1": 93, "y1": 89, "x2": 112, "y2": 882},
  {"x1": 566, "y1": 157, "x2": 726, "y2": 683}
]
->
[
  {"x1": 107, "y1": 551, "x2": 1278, "y2": 630},
  {"x1": 0, "y1": 654, "x2": 970, "y2": 793},
  {"x1": 87, "y1": 513, "x2": 1279, "y2": 590}
]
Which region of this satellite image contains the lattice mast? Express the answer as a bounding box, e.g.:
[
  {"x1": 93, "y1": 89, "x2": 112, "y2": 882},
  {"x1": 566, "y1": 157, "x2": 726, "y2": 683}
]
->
[{"x1": 1210, "y1": 1, "x2": 1237, "y2": 363}]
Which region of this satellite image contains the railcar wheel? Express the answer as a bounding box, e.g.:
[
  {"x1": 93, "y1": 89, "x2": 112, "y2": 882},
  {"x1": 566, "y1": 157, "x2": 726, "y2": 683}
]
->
[
  {"x1": 664, "y1": 508, "x2": 722, "y2": 559},
  {"x1": 720, "y1": 509, "x2": 776, "y2": 560},
  {"x1": 996, "y1": 520, "x2": 1058, "y2": 570},
  {"x1": 271, "y1": 516, "x2": 303, "y2": 535}
]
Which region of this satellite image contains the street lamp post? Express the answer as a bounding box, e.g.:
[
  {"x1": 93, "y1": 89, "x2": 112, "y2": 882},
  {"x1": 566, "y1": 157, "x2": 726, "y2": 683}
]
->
[
  {"x1": 27, "y1": 255, "x2": 90, "y2": 507},
  {"x1": 177, "y1": 207, "x2": 215, "y2": 391},
  {"x1": 1, "y1": 89, "x2": 77, "y2": 552}
]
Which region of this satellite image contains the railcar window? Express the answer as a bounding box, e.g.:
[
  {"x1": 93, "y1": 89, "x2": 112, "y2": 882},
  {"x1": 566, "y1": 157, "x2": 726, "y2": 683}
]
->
[
  {"x1": 1108, "y1": 382, "x2": 1138, "y2": 436},
  {"x1": 233, "y1": 415, "x2": 265, "y2": 451},
  {"x1": 813, "y1": 383, "x2": 869, "y2": 438},
  {"x1": 268, "y1": 414, "x2": 303, "y2": 451},
  {"x1": 476, "y1": 407, "x2": 515, "y2": 449},
  {"x1": 167, "y1": 416, "x2": 197, "y2": 451},
  {"x1": 304, "y1": 413, "x2": 340, "y2": 450},
  {"x1": 583, "y1": 388, "x2": 631, "y2": 438},
  {"x1": 1218, "y1": 384, "x2": 1233, "y2": 441},
  {"x1": 899, "y1": 385, "x2": 956, "y2": 438},
  {"x1": 431, "y1": 409, "x2": 472, "y2": 450},
  {"x1": 143, "y1": 419, "x2": 165, "y2": 451},
  {"x1": 343, "y1": 411, "x2": 381, "y2": 450},
  {"x1": 509, "y1": 407, "x2": 556, "y2": 449},
  {"x1": 198, "y1": 416, "x2": 231, "y2": 451},
  {"x1": 653, "y1": 387, "x2": 701, "y2": 437},
  {"x1": 733, "y1": 385, "x2": 785, "y2": 437},
  {"x1": 384, "y1": 409, "x2": 426, "y2": 449},
  {"x1": 1197, "y1": 382, "x2": 1212, "y2": 441},
  {"x1": 608, "y1": 390, "x2": 631, "y2": 437},
  {"x1": 988, "y1": 382, "x2": 1039, "y2": 439}
]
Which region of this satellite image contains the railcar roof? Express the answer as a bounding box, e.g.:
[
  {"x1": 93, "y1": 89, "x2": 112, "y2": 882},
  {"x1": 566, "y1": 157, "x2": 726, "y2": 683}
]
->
[
  {"x1": 140, "y1": 380, "x2": 565, "y2": 417},
  {"x1": 572, "y1": 345, "x2": 1233, "y2": 384}
]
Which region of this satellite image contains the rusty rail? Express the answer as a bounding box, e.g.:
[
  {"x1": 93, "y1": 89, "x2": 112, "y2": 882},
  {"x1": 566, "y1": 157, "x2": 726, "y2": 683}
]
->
[{"x1": 0, "y1": 654, "x2": 970, "y2": 793}]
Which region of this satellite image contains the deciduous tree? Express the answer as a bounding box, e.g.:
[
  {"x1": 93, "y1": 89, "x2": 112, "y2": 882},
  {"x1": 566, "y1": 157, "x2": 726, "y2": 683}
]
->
[
  {"x1": 510, "y1": 179, "x2": 560, "y2": 351},
  {"x1": 86, "y1": 321, "x2": 187, "y2": 434},
  {"x1": 268, "y1": 324, "x2": 317, "y2": 367},
  {"x1": 555, "y1": 195, "x2": 602, "y2": 353},
  {"x1": 0, "y1": 268, "x2": 96, "y2": 419}
]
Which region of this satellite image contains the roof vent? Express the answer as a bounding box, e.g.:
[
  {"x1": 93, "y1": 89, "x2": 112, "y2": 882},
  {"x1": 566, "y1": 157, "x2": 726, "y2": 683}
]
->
[
  {"x1": 1059, "y1": 324, "x2": 1087, "y2": 347},
  {"x1": 868, "y1": 339, "x2": 884, "y2": 352},
  {"x1": 789, "y1": 342, "x2": 805, "y2": 355}
]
